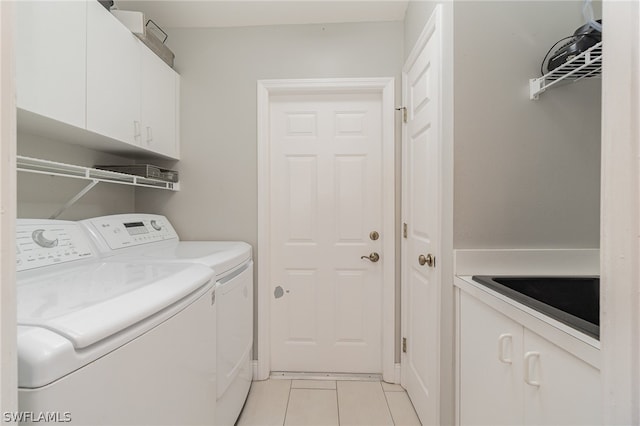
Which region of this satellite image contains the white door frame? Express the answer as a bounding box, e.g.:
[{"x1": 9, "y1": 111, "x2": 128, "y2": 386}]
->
[
  {"x1": 0, "y1": 0, "x2": 18, "y2": 416},
  {"x1": 257, "y1": 78, "x2": 396, "y2": 382},
  {"x1": 600, "y1": 1, "x2": 640, "y2": 424}
]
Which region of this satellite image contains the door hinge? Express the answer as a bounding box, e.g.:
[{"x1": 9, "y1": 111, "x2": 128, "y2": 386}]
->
[
  {"x1": 395, "y1": 106, "x2": 407, "y2": 124},
  {"x1": 402, "y1": 337, "x2": 407, "y2": 353},
  {"x1": 403, "y1": 223, "x2": 408, "y2": 239}
]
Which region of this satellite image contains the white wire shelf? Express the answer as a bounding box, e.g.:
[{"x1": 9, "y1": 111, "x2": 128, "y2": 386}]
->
[
  {"x1": 17, "y1": 156, "x2": 180, "y2": 191},
  {"x1": 530, "y1": 41, "x2": 602, "y2": 100}
]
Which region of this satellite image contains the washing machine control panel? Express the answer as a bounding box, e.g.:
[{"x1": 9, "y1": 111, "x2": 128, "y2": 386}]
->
[
  {"x1": 16, "y1": 221, "x2": 95, "y2": 272},
  {"x1": 84, "y1": 214, "x2": 178, "y2": 251}
]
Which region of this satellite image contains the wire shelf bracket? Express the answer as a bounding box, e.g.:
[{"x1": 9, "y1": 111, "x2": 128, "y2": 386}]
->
[
  {"x1": 530, "y1": 41, "x2": 602, "y2": 100},
  {"x1": 17, "y1": 155, "x2": 180, "y2": 218}
]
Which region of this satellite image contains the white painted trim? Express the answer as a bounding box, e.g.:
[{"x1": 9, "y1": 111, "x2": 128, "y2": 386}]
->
[
  {"x1": 394, "y1": 363, "x2": 402, "y2": 385},
  {"x1": 256, "y1": 77, "x2": 396, "y2": 382},
  {"x1": 438, "y1": 5, "x2": 456, "y2": 423},
  {"x1": 256, "y1": 81, "x2": 271, "y2": 381},
  {"x1": 400, "y1": 4, "x2": 455, "y2": 425},
  {"x1": 600, "y1": 1, "x2": 640, "y2": 424},
  {"x1": 252, "y1": 360, "x2": 259, "y2": 381},
  {"x1": 0, "y1": 0, "x2": 18, "y2": 418},
  {"x1": 271, "y1": 372, "x2": 381, "y2": 381},
  {"x1": 453, "y1": 287, "x2": 461, "y2": 426}
]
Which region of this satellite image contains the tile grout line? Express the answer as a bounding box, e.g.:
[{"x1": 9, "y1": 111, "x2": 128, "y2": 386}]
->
[
  {"x1": 336, "y1": 381, "x2": 342, "y2": 426},
  {"x1": 282, "y1": 379, "x2": 293, "y2": 426},
  {"x1": 380, "y1": 381, "x2": 397, "y2": 426}
]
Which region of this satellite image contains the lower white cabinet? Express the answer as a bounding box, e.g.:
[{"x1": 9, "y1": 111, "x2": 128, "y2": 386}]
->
[{"x1": 459, "y1": 291, "x2": 601, "y2": 425}]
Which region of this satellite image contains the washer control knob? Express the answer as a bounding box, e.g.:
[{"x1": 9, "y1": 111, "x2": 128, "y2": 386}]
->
[
  {"x1": 32, "y1": 229, "x2": 59, "y2": 248},
  {"x1": 150, "y1": 220, "x2": 162, "y2": 231}
]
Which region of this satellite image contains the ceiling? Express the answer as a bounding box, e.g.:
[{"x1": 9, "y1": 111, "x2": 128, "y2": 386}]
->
[{"x1": 114, "y1": 1, "x2": 409, "y2": 29}]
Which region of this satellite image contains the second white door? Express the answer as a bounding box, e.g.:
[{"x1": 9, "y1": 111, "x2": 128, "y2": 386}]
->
[
  {"x1": 402, "y1": 5, "x2": 443, "y2": 424},
  {"x1": 269, "y1": 92, "x2": 386, "y2": 373}
]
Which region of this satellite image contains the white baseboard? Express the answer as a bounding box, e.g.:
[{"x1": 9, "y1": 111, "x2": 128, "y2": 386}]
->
[
  {"x1": 271, "y1": 372, "x2": 381, "y2": 381},
  {"x1": 252, "y1": 360, "x2": 260, "y2": 380},
  {"x1": 394, "y1": 363, "x2": 402, "y2": 384}
]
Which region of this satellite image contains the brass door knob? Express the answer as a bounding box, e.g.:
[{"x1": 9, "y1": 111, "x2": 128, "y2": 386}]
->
[
  {"x1": 361, "y1": 252, "x2": 380, "y2": 262},
  {"x1": 418, "y1": 254, "x2": 435, "y2": 267}
]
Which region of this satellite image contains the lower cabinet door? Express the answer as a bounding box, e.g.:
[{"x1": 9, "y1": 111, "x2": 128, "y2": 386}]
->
[
  {"x1": 523, "y1": 330, "x2": 602, "y2": 426},
  {"x1": 459, "y1": 292, "x2": 524, "y2": 425}
]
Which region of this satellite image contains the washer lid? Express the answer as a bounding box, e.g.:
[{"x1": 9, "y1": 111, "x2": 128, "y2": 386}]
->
[
  {"x1": 17, "y1": 261, "x2": 214, "y2": 349},
  {"x1": 141, "y1": 241, "x2": 251, "y2": 278}
]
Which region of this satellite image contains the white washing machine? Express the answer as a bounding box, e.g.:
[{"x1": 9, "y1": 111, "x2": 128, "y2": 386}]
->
[
  {"x1": 16, "y1": 219, "x2": 217, "y2": 425},
  {"x1": 81, "y1": 214, "x2": 253, "y2": 426}
]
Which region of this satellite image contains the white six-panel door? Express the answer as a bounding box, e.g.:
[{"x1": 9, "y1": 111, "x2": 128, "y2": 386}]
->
[
  {"x1": 268, "y1": 92, "x2": 385, "y2": 373},
  {"x1": 402, "y1": 6, "x2": 442, "y2": 425}
]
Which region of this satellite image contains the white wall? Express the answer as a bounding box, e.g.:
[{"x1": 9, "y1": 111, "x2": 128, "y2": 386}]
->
[
  {"x1": 134, "y1": 21, "x2": 405, "y2": 358},
  {"x1": 406, "y1": 1, "x2": 601, "y2": 249},
  {"x1": 136, "y1": 21, "x2": 403, "y2": 239},
  {"x1": 0, "y1": 0, "x2": 17, "y2": 418},
  {"x1": 453, "y1": 1, "x2": 602, "y2": 249},
  {"x1": 17, "y1": 132, "x2": 135, "y2": 220}
]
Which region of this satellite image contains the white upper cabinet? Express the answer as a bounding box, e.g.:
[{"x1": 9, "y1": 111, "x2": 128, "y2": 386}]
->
[
  {"x1": 141, "y1": 46, "x2": 180, "y2": 158},
  {"x1": 86, "y1": 0, "x2": 141, "y2": 146},
  {"x1": 16, "y1": 0, "x2": 87, "y2": 129},
  {"x1": 16, "y1": 1, "x2": 180, "y2": 160}
]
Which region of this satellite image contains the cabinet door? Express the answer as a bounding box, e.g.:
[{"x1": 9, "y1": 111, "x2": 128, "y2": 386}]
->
[
  {"x1": 140, "y1": 47, "x2": 179, "y2": 158},
  {"x1": 16, "y1": 0, "x2": 86, "y2": 128},
  {"x1": 459, "y1": 292, "x2": 524, "y2": 425},
  {"x1": 523, "y1": 330, "x2": 601, "y2": 425},
  {"x1": 86, "y1": 0, "x2": 141, "y2": 145}
]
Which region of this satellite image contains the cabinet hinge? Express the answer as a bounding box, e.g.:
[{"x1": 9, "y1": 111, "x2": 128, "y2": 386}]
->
[
  {"x1": 402, "y1": 337, "x2": 407, "y2": 353},
  {"x1": 395, "y1": 106, "x2": 407, "y2": 124},
  {"x1": 403, "y1": 223, "x2": 408, "y2": 239}
]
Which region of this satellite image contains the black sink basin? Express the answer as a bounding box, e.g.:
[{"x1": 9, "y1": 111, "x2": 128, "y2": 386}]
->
[{"x1": 471, "y1": 276, "x2": 599, "y2": 339}]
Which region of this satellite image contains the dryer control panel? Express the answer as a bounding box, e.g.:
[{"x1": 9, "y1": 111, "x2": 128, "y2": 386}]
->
[
  {"x1": 16, "y1": 220, "x2": 96, "y2": 272},
  {"x1": 81, "y1": 214, "x2": 179, "y2": 252}
]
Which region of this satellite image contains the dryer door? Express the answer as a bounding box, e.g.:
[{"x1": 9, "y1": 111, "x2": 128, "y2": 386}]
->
[{"x1": 217, "y1": 261, "x2": 253, "y2": 398}]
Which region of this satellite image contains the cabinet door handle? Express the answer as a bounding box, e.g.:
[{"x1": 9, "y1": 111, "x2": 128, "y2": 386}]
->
[
  {"x1": 497, "y1": 333, "x2": 512, "y2": 364},
  {"x1": 524, "y1": 351, "x2": 541, "y2": 387},
  {"x1": 134, "y1": 120, "x2": 141, "y2": 139},
  {"x1": 146, "y1": 126, "x2": 153, "y2": 143}
]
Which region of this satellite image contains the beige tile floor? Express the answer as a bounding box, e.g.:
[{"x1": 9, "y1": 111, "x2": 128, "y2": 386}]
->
[{"x1": 236, "y1": 379, "x2": 422, "y2": 426}]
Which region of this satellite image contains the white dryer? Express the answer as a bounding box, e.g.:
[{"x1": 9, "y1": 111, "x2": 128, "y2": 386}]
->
[
  {"x1": 16, "y1": 219, "x2": 217, "y2": 425},
  {"x1": 81, "y1": 214, "x2": 253, "y2": 426}
]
